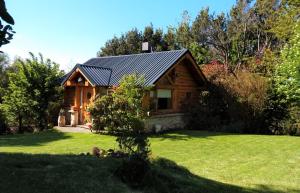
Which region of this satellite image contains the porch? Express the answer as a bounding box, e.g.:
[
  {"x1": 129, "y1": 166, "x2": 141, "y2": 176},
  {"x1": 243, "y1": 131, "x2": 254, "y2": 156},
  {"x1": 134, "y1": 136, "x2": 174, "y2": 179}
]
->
[{"x1": 61, "y1": 68, "x2": 108, "y2": 126}]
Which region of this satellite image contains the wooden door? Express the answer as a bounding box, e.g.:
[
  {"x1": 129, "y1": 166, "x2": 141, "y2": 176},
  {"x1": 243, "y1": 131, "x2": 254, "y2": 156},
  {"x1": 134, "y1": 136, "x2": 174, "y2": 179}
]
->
[{"x1": 78, "y1": 87, "x2": 93, "y2": 125}]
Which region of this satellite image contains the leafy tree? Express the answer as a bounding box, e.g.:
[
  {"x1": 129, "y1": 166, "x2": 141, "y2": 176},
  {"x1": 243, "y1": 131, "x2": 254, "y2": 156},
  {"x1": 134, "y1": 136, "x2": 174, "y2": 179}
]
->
[
  {"x1": 1, "y1": 63, "x2": 34, "y2": 132},
  {"x1": 0, "y1": 53, "x2": 9, "y2": 102},
  {"x1": 228, "y1": 0, "x2": 256, "y2": 67},
  {"x1": 98, "y1": 36, "x2": 121, "y2": 56},
  {"x1": 1, "y1": 53, "x2": 64, "y2": 132},
  {"x1": 273, "y1": 24, "x2": 300, "y2": 104},
  {"x1": 90, "y1": 74, "x2": 151, "y2": 159},
  {"x1": 163, "y1": 26, "x2": 179, "y2": 50},
  {"x1": 191, "y1": 7, "x2": 212, "y2": 64},
  {"x1": 176, "y1": 11, "x2": 192, "y2": 49},
  {"x1": 252, "y1": 0, "x2": 280, "y2": 55},
  {"x1": 98, "y1": 29, "x2": 143, "y2": 56},
  {"x1": 272, "y1": 0, "x2": 300, "y2": 42},
  {"x1": 189, "y1": 42, "x2": 211, "y2": 65},
  {"x1": 126, "y1": 28, "x2": 143, "y2": 54},
  {"x1": 0, "y1": 0, "x2": 15, "y2": 50},
  {"x1": 264, "y1": 24, "x2": 300, "y2": 135}
]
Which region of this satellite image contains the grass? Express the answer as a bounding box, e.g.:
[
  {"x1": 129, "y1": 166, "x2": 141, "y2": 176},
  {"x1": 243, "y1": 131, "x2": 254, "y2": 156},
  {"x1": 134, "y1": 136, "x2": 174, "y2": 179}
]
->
[{"x1": 0, "y1": 130, "x2": 299, "y2": 193}]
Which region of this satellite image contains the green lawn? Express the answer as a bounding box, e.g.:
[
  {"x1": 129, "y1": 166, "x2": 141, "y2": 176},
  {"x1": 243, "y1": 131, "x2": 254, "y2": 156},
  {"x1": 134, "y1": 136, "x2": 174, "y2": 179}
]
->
[{"x1": 0, "y1": 130, "x2": 299, "y2": 193}]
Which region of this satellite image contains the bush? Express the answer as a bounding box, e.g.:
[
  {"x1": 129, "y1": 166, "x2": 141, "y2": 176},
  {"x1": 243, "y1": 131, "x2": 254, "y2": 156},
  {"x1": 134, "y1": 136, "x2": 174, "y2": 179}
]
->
[
  {"x1": 185, "y1": 89, "x2": 227, "y2": 131},
  {"x1": 90, "y1": 74, "x2": 151, "y2": 158},
  {"x1": 89, "y1": 74, "x2": 152, "y2": 187},
  {"x1": 92, "y1": 147, "x2": 101, "y2": 157},
  {"x1": 189, "y1": 69, "x2": 269, "y2": 133},
  {"x1": 270, "y1": 105, "x2": 300, "y2": 136}
]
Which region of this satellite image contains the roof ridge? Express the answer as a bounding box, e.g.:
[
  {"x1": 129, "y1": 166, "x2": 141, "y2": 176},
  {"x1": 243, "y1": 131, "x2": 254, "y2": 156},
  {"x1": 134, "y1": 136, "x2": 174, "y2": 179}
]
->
[{"x1": 90, "y1": 49, "x2": 187, "y2": 60}]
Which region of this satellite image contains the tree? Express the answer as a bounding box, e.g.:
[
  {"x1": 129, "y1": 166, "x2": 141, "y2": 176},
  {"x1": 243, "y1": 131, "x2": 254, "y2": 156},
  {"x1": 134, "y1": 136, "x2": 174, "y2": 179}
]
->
[
  {"x1": 89, "y1": 74, "x2": 151, "y2": 187},
  {"x1": 273, "y1": 24, "x2": 300, "y2": 105},
  {"x1": 98, "y1": 28, "x2": 142, "y2": 56},
  {"x1": 90, "y1": 74, "x2": 151, "y2": 159},
  {"x1": 0, "y1": 0, "x2": 15, "y2": 50},
  {"x1": 0, "y1": 53, "x2": 9, "y2": 102},
  {"x1": 263, "y1": 24, "x2": 300, "y2": 135},
  {"x1": 191, "y1": 7, "x2": 212, "y2": 64},
  {"x1": 176, "y1": 11, "x2": 192, "y2": 49},
  {"x1": 1, "y1": 62, "x2": 34, "y2": 132},
  {"x1": 163, "y1": 26, "x2": 179, "y2": 50},
  {"x1": 1, "y1": 53, "x2": 64, "y2": 132},
  {"x1": 228, "y1": 0, "x2": 256, "y2": 67},
  {"x1": 252, "y1": 0, "x2": 280, "y2": 56},
  {"x1": 270, "y1": 0, "x2": 300, "y2": 43}
]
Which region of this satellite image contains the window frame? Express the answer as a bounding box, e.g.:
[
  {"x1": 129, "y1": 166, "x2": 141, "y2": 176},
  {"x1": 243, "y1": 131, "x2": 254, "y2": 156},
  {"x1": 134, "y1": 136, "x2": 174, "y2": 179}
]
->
[{"x1": 150, "y1": 89, "x2": 173, "y2": 111}]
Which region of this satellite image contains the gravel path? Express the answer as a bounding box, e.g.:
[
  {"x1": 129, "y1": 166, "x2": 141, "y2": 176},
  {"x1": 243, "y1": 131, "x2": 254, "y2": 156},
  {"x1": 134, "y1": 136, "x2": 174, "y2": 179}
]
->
[{"x1": 54, "y1": 126, "x2": 92, "y2": 133}]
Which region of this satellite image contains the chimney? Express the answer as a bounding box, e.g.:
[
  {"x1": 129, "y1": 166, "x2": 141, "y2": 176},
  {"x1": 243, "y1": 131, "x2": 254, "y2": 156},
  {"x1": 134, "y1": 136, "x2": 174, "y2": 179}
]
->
[{"x1": 142, "y1": 42, "x2": 152, "y2": 53}]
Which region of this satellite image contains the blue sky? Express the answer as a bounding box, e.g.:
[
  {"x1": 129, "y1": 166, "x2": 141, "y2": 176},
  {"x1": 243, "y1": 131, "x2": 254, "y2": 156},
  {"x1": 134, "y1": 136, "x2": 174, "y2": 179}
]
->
[{"x1": 2, "y1": 0, "x2": 236, "y2": 71}]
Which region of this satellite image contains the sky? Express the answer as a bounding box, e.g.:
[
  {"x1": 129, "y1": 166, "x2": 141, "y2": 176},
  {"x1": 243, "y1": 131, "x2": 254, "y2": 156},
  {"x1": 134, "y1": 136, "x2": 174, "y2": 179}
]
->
[{"x1": 2, "y1": 0, "x2": 236, "y2": 71}]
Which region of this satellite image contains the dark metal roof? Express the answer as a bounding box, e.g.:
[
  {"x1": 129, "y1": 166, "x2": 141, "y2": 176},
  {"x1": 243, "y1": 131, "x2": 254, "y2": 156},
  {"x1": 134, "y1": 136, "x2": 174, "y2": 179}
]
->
[
  {"x1": 78, "y1": 65, "x2": 112, "y2": 86},
  {"x1": 62, "y1": 49, "x2": 192, "y2": 86}
]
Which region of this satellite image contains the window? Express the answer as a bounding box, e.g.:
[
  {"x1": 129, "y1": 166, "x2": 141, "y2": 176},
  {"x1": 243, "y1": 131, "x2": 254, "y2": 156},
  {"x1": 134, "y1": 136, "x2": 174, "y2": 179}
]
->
[
  {"x1": 65, "y1": 87, "x2": 75, "y2": 106},
  {"x1": 157, "y1": 89, "x2": 172, "y2": 110},
  {"x1": 87, "y1": 92, "x2": 92, "y2": 100},
  {"x1": 95, "y1": 87, "x2": 108, "y2": 98},
  {"x1": 186, "y1": 92, "x2": 192, "y2": 99}
]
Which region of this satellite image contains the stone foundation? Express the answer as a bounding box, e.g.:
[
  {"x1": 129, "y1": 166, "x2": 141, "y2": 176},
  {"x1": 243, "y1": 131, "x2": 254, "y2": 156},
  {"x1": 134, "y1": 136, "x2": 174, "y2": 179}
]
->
[{"x1": 145, "y1": 113, "x2": 186, "y2": 132}]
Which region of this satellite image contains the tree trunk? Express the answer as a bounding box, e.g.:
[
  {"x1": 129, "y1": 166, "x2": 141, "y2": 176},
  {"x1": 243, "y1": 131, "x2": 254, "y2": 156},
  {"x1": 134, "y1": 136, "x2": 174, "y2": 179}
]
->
[
  {"x1": 18, "y1": 114, "x2": 23, "y2": 133},
  {"x1": 257, "y1": 30, "x2": 260, "y2": 53}
]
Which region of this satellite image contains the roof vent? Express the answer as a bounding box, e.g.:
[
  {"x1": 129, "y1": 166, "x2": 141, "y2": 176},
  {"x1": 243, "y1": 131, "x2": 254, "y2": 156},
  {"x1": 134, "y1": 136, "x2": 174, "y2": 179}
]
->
[{"x1": 142, "y1": 42, "x2": 152, "y2": 53}]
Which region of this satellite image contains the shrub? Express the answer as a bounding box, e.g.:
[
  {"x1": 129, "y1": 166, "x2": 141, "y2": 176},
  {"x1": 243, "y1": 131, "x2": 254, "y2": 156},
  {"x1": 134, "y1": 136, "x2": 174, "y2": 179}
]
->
[
  {"x1": 92, "y1": 147, "x2": 101, "y2": 157},
  {"x1": 220, "y1": 71, "x2": 269, "y2": 132},
  {"x1": 185, "y1": 89, "x2": 227, "y2": 131},
  {"x1": 90, "y1": 74, "x2": 151, "y2": 158},
  {"x1": 90, "y1": 74, "x2": 152, "y2": 187},
  {"x1": 88, "y1": 95, "x2": 113, "y2": 131},
  {"x1": 191, "y1": 67, "x2": 269, "y2": 133}
]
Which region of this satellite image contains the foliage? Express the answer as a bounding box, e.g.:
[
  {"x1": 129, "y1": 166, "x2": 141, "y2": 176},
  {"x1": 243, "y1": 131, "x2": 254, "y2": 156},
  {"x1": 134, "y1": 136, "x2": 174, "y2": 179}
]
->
[
  {"x1": 248, "y1": 49, "x2": 279, "y2": 76},
  {"x1": 190, "y1": 68, "x2": 269, "y2": 133},
  {"x1": 273, "y1": 24, "x2": 300, "y2": 104},
  {"x1": 0, "y1": 0, "x2": 15, "y2": 50},
  {"x1": 185, "y1": 89, "x2": 226, "y2": 131},
  {"x1": 95, "y1": 0, "x2": 300, "y2": 135},
  {"x1": 266, "y1": 24, "x2": 300, "y2": 135},
  {"x1": 90, "y1": 74, "x2": 151, "y2": 160},
  {"x1": 89, "y1": 74, "x2": 151, "y2": 187},
  {"x1": 0, "y1": 52, "x2": 9, "y2": 102},
  {"x1": 270, "y1": 0, "x2": 300, "y2": 42},
  {"x1": 228, "y1": 72, "x2": 268, "y2": 132},
  {"x1": 97, "y1": 26, "x2": 169, "y2": 57},
  {"x1": 0, "y1": 107, "x2": 8, "y2": 134},
  {"x1": 1, "y1": 53, "x2": 64, "y2": 132},
  {"x1": 98, "y1": 1, "x2": 299, "y2": 70}
]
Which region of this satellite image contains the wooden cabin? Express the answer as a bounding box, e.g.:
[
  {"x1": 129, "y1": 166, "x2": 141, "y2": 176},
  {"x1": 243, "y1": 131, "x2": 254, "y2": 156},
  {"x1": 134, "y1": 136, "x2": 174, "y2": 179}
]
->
[{"x1": 61, "y1": 49, "x2": 206, "y2": 130}]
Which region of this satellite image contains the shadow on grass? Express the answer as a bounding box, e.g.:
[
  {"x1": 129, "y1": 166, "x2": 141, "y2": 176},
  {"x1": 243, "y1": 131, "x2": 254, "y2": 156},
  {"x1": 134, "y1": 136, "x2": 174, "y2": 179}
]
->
[
  {"x1": 150, "y1": 129, "x2": 236, "y2": 141},
  {"x1": 0, "y1": 153, "x2": 297, "y2": 193},
  {"x1": 0, "y1": 130, "x2": 71, "y2": 147},
  {"x1": 147, "y1": 158, "x2": 297, "y2": 193}
]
